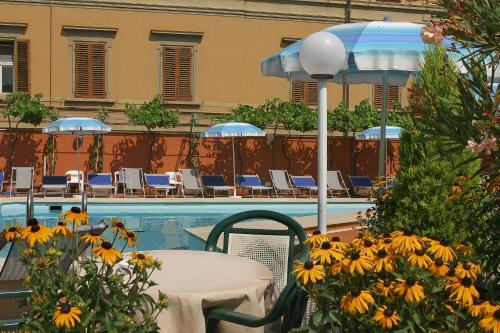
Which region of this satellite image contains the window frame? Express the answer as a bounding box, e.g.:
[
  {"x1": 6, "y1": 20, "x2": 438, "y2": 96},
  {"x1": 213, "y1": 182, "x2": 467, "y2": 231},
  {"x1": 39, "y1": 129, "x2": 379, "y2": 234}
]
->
[
  {"x1": 160, "y1": 45, "x2": 194, "y2": 102},
  {"x1": 290, "y1": 80, "x2": 318, "y2": 106},
  {"x1": 0, "y1": 39, "x2": 16, "y2": 95},
  {"x1": 373, "y1": 84, "x2": 401, "y2": 110}
]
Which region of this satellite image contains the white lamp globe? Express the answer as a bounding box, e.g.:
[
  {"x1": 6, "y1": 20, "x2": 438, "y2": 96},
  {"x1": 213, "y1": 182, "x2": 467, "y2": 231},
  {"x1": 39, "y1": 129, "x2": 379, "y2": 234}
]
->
[{"x1": 299, "y1": 31, "x2": 346, "y2": 77}]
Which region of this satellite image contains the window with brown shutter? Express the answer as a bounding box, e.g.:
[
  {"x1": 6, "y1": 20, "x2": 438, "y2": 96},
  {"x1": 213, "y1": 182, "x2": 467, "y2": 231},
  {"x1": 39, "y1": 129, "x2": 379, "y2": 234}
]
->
[
  {"x1": 74, "y1": 42, "x2": 106, "y2": 98},
  {"x1": 162, "y1": 46, "x2": 193, "y2": 101},
  {"x1": 15, "y1": 39, "x2": 29, "y2": 94},
  {"x1": 291, "y1": 80, "x2": 317, "y2": 106},
  {"x1": 373, "y1": 85, "x2": 400, "y2": 110}
]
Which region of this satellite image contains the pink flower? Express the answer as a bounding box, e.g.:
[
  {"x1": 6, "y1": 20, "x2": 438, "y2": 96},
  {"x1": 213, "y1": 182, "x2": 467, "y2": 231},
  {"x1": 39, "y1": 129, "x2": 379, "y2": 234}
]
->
[
  {"x1": 420, "y1": 21, "x2": 444, "y2": 45},
  {"x1": 467, "y1": 136, "x2": 498, "y2": 155}
]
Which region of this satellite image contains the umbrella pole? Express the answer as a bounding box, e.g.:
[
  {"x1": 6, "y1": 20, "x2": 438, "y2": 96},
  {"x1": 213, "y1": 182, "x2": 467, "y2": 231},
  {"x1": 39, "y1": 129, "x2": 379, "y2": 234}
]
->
[
  {"x1": 232, "y1": 137, "x2": 237, "y2": 197},
  {"x1": 76, "y1": 134, "x2": 81, "y2": 193},
  {"x1": 378, "y1": 71, "x2": 388, "y2": 178}
]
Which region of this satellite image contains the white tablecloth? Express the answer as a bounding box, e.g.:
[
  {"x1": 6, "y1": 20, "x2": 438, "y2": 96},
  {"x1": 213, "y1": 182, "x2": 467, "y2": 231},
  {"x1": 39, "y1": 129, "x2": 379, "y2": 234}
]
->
[{"x1": 144, "y1": 250, "x2": 277, "y2": 333}]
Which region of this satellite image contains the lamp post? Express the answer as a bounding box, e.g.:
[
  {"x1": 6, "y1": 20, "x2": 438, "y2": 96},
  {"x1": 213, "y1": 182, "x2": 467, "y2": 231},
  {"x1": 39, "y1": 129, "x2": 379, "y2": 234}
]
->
[{"x1": 299, "y1": 32, "x2": 346, "y2": 234}]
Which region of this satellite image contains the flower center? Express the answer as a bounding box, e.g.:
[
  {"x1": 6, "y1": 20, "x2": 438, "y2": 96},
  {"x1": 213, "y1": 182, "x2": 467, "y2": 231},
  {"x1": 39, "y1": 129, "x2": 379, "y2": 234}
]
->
[
  {"x1": 137, "y1": 254, "x2": 146, "y2": 260},
  {"x1": 447, "y1": 269, "x2": 456, "y2": 277},
  {"x1": 435, "y1": 259, "x2": 444, "y2": 266},
  {"x1": 116, "y1": 222, "x2": 124, "y2": 228},
  {"x1": 402, "y1": 229, "x2": 414, "y2": 236},
  {"x1": 351, "y1": 252, "x2": 360, "y2": 260},
  {"x1": 384, "y1": 239, "x2": 392, "y2": 244},
  {"x1": 127, "y1": 232, "x2": 135, "y2": 238},
  {"x1": 351, "y1": 289, "x2": 361, "y2": 297},
  {"x1": 494, "y1": 310, "x2": 500, "y2": 320},
  {"x1": 27, "y1": 218, "x2": 38, "y2": 226},
  {"x1": 377, "y1": 249, "x2": 387, "y2": 258},
  {"x1": 363, "y1": 240, "x2": 373, "y2": 247},
  {"x1": 440, "y1": 240, "x2": 450, "y2": 247},
  {"x1": 383, "y1": 308, "x2": 394, "y2": 317},
  {"x1": 383, "y1": 280, "x2": 391, "y2": 287},
  {"x1": 101, "y1": 242, "x2": 112, "y2": 250},
  {"x1": 8, "y1": 227, "x2": 17, "y2": 232},
  {"x1": 312, "y1": 230, "x2": 321, "y2": 236},
  {"x1": 60, "y1": 303, "x2": 72, "y2": 314},
  {"x1": 415, "y1": 249, "x2": 425, "y2": 256},
  {"x1": 304, "y1": 261, "x2": 314, "y2": 270},
  {"x1": 461, "y1": 277, "x2": 473, "y2": 287},
  {"x1": 320, "y1": 242, "x2": 331, "y2": 250},
  {"x1": 463, "y1": 263, "x2": 471, "y2": 270},
  {"x1": 31, "y1": 225, "x2": 40, "y2": 233},
  {"x1": 71, "y1": 207, "x2": 81, "y2": 214},
  {"x1": 57, "y1": 222, "x2": 65, "y2": 226},
  {"x1": 90, "y1": 230, "x2": 100, "y2": 236},
  {"x1": 406, "y1": 277, "x2": 416, "y2": 286},
  {"x1": 331, "y1": 236, "x2": 340, "y2": 242}
]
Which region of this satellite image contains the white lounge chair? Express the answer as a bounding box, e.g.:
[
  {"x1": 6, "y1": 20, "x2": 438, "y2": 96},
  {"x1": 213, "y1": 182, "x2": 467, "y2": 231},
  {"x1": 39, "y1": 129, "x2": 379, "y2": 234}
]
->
[
  {"x1": 122, "y1": 168, "x2": 145, "y2": 197},
  {"x1": 10, "y1": 167, "x2": 34, "y2": 196},
  {"x1": 179, "y1": 169, "x2": 204, "y2": 197},
  {"x1": 327, "y1": 170, "x2": 351, "y2": 198},
  {"x1": 269, "y1": 170, "x2": 295, "y2": 198}
]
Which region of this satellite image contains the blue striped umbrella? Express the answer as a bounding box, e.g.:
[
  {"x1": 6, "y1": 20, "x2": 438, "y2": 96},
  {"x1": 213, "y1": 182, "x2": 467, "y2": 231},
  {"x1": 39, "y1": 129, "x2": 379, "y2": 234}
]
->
[
  {"x1": 43, "y1": 117, "x2": 111, "y2": 192},
  {"x1": 355, "y1": 126, "x2": 402, "y2": 140},
  {"x1": 202, "y1": 122, "x2": 265, "y2": 197}
]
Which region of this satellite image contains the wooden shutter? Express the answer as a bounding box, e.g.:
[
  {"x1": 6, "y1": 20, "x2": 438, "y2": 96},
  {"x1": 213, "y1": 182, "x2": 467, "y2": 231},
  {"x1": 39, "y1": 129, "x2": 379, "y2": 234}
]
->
[
  {"x1": 292, "y1": 80, "x2": 317, "y2": 106},
  {"x1": 162, "y1": 46, "x2": 193, "y2": 101},
  {"x1": 374, "y1": 85, "x2": 400, "y2": 110},
  {"x1": 15, "y1": 40, "x2": 30, "y2": 94},
  {"x1": 74, "y1": 42, "x2": 106, "y2": 98}
]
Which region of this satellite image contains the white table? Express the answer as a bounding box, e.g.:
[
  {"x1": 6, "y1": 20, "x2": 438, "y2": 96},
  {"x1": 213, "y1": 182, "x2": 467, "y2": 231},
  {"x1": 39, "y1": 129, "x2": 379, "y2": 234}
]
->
[{"x1": 141, "y1": 250, "x2": 277, "y2": 333}]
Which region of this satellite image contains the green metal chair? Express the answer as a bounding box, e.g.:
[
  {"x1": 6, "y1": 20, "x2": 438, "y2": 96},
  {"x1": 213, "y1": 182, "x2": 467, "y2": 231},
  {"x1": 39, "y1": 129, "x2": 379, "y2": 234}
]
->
[{"x1": 204, "y1": 210, "x2": 309, "y2": 333}]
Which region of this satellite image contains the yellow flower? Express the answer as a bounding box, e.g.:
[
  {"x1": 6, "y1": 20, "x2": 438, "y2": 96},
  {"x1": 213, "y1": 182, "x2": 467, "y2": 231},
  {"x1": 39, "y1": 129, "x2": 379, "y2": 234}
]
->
[
  {"x1": 375, "y1": 279, "x2": 393, "y2": 297},
  {"x1": 468, "y1": 300, "x2": 485, "y2": 318},
  {"x1": 454, "y1": 241, "x2": 473, "y2": 255},
  {"x1": 53, "y1": 303, "x2": 81, "y2": 328},
  {"x1": 91, "y1": 241, "x2": 122, "y2": 265},
  {"x1": 392, "y1": 229, "x2": 422, "y2": 252},
  {"x1": 310, "y1": 242, "x2": 344, "y2": 265},
  {"x1": 342, "y1": 251, "x2": 372, "y2": 275},
  {"x1": 448, "y1": 277, "x2": 479, "y2": 306},
  {"x1": 340, "y1": 289, "x2": 374, "y2": 314},
  {"x1": 60, "y1": 207, "x2": 88, "y2": 227},
  {"x1": 479, "y1": 309, "x2": 500, "y2": 333},
  {"x1": 372, "y1": 249, "x2": 395, "y2": 273},
  {"x1": 428, "y1": 258, "x2": 450, "y2": 277},
  {"x1": 408, "y1": 249, "x2": 432, "y2": 269},
  {"x1": 293, "y1": 261, "x2": 325, "y2": 285},
  {"x1": 31, "y1": 294, "x2": 48, "y2": 305},
  {"x1": 427, "y1": 241, "x2": 456, "y2": 262},
  {"x1": 394, "y1": 277, "x2": 424, "y2": 303},
  {"x1": 111, "y1": 219, "x2": 129, "y2": 234},
  {"x1": 81, "y1": 232, "x2": 104, "y2": 245},
  {"x1": 52, "y1": 222, "x2": 73, "y2": 237},
  {"x1": 481, "y1": 302, "x2": 500, "y2": 315},
  {"x1": 358, "y1": 238, "x2": 378, "y2": 258},
  {"x1": 455, "y1": 261, "x2": 480, "y2": 279},
  {"x1": 21, "y1": 223, "x2": 53, "y2": 247},
  {"x1": 128, "y1": 251, "x2": 154, "y2": 268},
  {"x1": 377, "y1": 233, "x2": 395, "y2": 252},
  {"x1": 304, "y1": 231, "x2": 329, "y2": 248},
  {"x1": 118, "y1": 231, "x2": 139, "y2": 248},
  {"x1": 330, "y1": 260, "x2": 343, "y2": 276},
  {"x1": 373, "y1": 306, "x2": 400, "y2": 330},
  {"x1": 4, "y1": 225, "x2": 21, "y2": 241},
  {"x1": 330, "y1": 236, "x2": 348, "y2": 251}
]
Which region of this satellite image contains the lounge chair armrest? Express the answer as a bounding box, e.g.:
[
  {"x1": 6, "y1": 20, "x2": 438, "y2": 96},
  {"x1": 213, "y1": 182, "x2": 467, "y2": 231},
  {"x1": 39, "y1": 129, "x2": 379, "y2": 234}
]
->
[
  {"x1": 204, "y1": 307, "x2": 267, "y2": 327},
  {"x1": 0, "y1": 289, "x2": 32, "y2": 299}
]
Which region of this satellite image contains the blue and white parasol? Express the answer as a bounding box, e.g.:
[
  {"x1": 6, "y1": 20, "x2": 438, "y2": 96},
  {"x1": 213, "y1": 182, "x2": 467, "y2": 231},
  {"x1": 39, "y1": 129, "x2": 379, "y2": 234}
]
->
[{"x1": 355, "y1": 126, "x2": 402, "y2": 140}]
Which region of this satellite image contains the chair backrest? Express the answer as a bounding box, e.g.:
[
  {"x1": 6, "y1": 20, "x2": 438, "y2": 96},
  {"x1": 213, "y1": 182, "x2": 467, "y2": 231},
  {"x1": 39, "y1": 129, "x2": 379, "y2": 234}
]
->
[
  {"x1": 122, "y1": 168, "x2": 143, "y2": 190},
  {"x1": 202, "y1": 175, "x2": 226, "y2": 187},
  {"x1": 327, "y1": 170, "x2": 347, "y2": 190},
  {"x1": 349, "y1": 175, "x2": 373, "y2": 188},
  {"x1": 237, "y1": 175, "x2": 262, "y2": 187},
  {"x1": 291, "y1": 176, "x2": 316, "y2": 187},
  {"x1": 65, "y1": 170, "x2": 83, "y2": 183},
  {"x1": 88, "y1": 173, "x2": 112, "y2": 186},
  {"x1": 42, "y1": 176, "x2": 67, "y2": 186},
  {"x1": 11, "y1": 167, "x2": 33, "y2": 190},
  {"x1": 165, "y1": 171, "x2": 179, "y2": 182},
  {"x1": 145, "y1": 174, "x2": 170, "y2": 186},
  {"x1": 0, "y1": 239, "x2": 28, "y2": 281},
  {"x1": 205, "y1": 210, "x2": 308, "y2": 293},
  {"x1": 180, "y1": 169, "x2": 201, "y2": 190},
  {"x1": 270, "y1": 170, "x2": 292, "y2": 190}
]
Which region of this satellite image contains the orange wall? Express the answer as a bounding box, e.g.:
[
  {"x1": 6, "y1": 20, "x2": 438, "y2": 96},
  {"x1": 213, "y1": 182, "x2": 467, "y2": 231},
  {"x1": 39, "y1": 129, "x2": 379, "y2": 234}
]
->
[{"x1": 0, "y1": 130, "x2": 399, "y2": 186}]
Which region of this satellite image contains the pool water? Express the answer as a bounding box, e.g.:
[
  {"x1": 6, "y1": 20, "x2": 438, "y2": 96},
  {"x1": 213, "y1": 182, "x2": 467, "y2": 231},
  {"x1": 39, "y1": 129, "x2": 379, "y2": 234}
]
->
[{"x1": 0, "y1": 202, "x2": 371, "y2": 254}]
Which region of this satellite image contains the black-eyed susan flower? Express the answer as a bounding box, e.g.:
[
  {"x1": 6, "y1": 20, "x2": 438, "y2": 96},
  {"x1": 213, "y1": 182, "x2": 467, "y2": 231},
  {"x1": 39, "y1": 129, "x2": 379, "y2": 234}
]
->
[
  {"x1": 330, "y1": 260, "x2": 343, "y2": 276},
  {"x1": 373, "y1": 306, "x2": 400, "y2": 330},
  {"x1": 52, "y1": 222, "x2": 72, "y2": 237},
  {"x1": 342, "y1": 251, "x2": 372, "y2": 275},
  {"x1": 481, "y1": 302, "x2": 500, "y2": 316},
  {"x1": 4, "y1": 225, "x2": 21, "y2": 241},
  {"x1": 448, "y1": 277, "x2": 479, "y2": 306},
  {"x1": 428, "y1": 240, "x2": 456, "y2": 262},
  {"x1": 479, "y1": 309, "x2": 500, "y2": 333},
  {"x1": 340, "y1": 289, "x2": 374, "y2": 314},
  {"x1": 53, "y1": 303, "x2": 81, "y2": 328},
  {"x1": 468, "y1": 299, "x2": 485, "y2": 318},
  {"x1": 293, "y1": 261, "x2": 325, "y2": 285},
  {"x1": 358, "y1": 239, "x2": 378, "y2": 257},
  {"x1": 304, "y1": 230, "x2": 329, "y2": 248},
  {"x1": 351, "y1": 232, "x2": 375, "y2": 248},
  {"x1": 394, "y1": 277, "x2": 424, "y2": 303},
  {"x1": 408, "y1": 249, "x2": 432, "y2": 269},
  {"x1": 428, "y1": 258, "x2": 450, "y2": 277},
  {"x1": 21, "y1": 224, "x2": 53, "y2": 247},
  {"x1": 310, "y1": 242, "x2": 344, "y2": 265},
  {"x1": 455, "y1": 261, "x2": 480, "y2": 279},
  {"x1": 375, "y1": 279, "x2": 393, "y2": 297},
  {"x1": 330, "y1": 236, "x2": 348, "y2": 251},
  {"x1": 128, "y1": 251, "x2": 153, "y2": 268},
  {"x1": 377, "y1": 233, "x2": 395, "y2": 252},
  {"x1": 392, "y1": 229, "x2": 422, "y2": 252},
  {"x1": 59, "y1": 207, "x2": 88, "y2": 227},
  {"x1": 455, "y1": 241, "x2": 473, "y2": 255},
  {"x1": 91, "y1": 241, "x2": 121, "y2": 265},
  {"x1": 111, "y1": 219, "x2": 129, "y2": 234},
  {"x1": 373, "y1": 249, "x2": 395, "y2": 273},
  {"x1": 118, "y1": 231, "x2": 139, "y2": 248},
  {"x1": 81, "y1": 231, "x2": 104, "y2": 246}
]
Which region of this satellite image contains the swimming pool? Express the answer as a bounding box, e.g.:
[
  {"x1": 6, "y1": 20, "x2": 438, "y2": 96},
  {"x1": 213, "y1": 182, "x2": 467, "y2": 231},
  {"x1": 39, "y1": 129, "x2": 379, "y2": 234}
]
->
[{"x1": 0, "y1": 202, "x2": 371, "y2": 253}]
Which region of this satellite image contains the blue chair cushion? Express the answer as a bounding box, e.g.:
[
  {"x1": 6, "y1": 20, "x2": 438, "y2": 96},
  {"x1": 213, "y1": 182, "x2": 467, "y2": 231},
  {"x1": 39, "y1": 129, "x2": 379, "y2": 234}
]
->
[
  {"x1": 88, "y1": 174, "x2": 112, "y2": 185},
  {"x1": 238, "y1": 175, "x2": 262, "y2": 187},
  {"x1": 43, "y1": 176, "x2": 67, "y2": 185},
  {"x1": 293, "y1": 177, "x2": 316, "y2": 187},
  {"x1": 350, "y1": 176, "x2": 373, "y2": 187},
  {"x1": 202, "y1": 175, "x2": 226, "y2": 187},
  {"x1": 145, "y1": 175, "x2": 170, "y2": 186}
]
